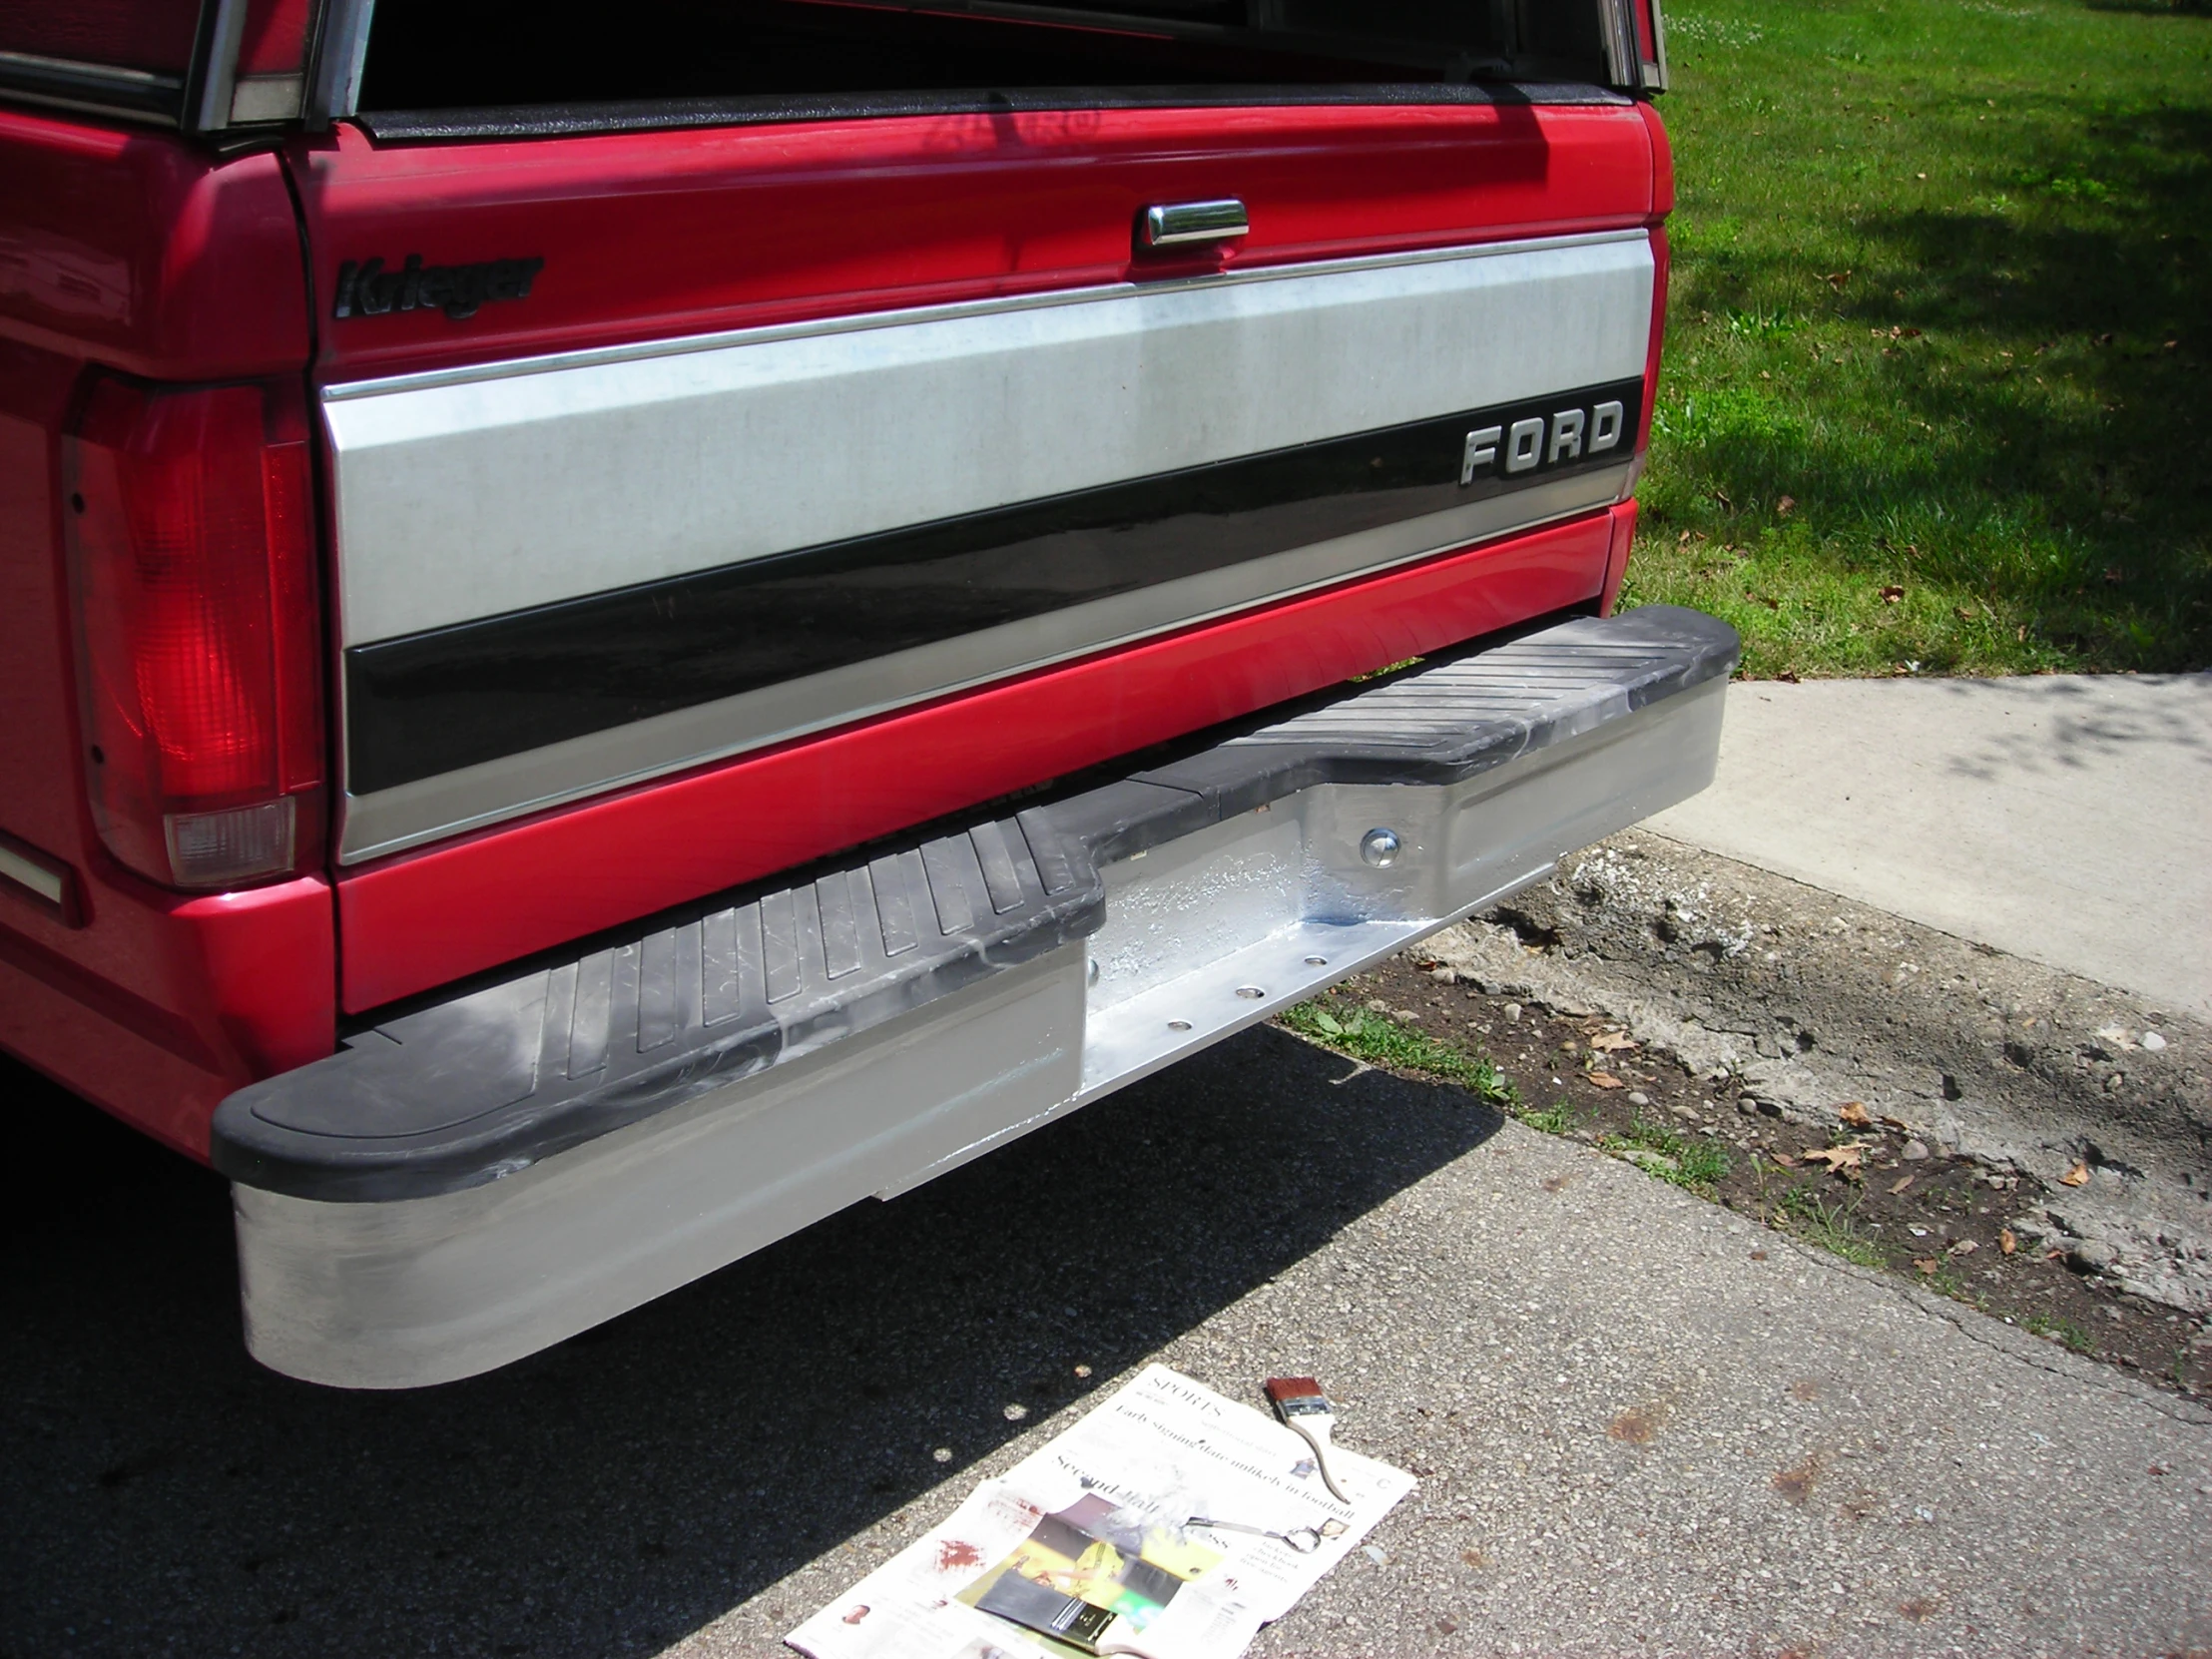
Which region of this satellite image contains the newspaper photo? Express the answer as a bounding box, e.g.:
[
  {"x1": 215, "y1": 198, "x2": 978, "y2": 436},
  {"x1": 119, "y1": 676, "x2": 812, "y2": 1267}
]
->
[{"x1": 787, "y1": 1366, "x2": 1415, "y2": 1659}]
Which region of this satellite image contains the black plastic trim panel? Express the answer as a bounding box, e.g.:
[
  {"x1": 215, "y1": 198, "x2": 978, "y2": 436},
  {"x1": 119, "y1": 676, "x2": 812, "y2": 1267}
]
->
[
  {"x1": 0, "y1": 49, "x2": 185, "y2": 126},
  {"x1": 344, "y1": 377, "x2": 1643, "y2": 795},
  {"x1": 218, "y1": 605, "x2": 1737, "y2": 1204},
  {"x1": 358, "y1": 80, "x2": 1631, "y2": 142}
]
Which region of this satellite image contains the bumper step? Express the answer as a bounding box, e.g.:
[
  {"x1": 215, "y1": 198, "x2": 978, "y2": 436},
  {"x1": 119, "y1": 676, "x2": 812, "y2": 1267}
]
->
[{"x1": 217, "y1": 605, "x2": 1735, "y2": 1384}]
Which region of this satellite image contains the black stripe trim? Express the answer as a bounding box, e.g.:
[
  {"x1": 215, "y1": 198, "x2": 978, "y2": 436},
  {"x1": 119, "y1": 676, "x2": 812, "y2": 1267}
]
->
[
  {"x1": 0, "y1": 49, "x2": 185, "y2": 127},
  {"x1": 342, "y1": 376, "x2": 1642, "y2": 795}
]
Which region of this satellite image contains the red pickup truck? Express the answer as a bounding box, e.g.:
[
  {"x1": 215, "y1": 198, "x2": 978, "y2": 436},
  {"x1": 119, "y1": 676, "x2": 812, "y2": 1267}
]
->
[{"x1": 0, "y1": 0, "x2": 1729, "y2": 1387}]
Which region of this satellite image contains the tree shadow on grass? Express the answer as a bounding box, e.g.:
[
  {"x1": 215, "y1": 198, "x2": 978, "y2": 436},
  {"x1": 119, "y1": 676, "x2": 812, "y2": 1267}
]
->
[{"x1": 1655, "y1": 100, "x2": 2212, "y2": 671}]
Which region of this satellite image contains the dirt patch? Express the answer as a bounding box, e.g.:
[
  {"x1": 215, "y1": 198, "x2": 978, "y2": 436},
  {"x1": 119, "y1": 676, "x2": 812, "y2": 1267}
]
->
[
  {"x1": 1425, "y1": 831, "x2": 2212, "y2": 1319},
  {"x1": 1285, "y1": 956, "x2": 2212, "y2": 1400}
]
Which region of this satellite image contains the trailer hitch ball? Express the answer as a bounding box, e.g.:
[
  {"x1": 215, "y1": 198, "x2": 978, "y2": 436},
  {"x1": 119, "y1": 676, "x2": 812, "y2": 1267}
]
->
[{"x1": 1359, "y1": 827, "x2": 1401, "y2": 867}]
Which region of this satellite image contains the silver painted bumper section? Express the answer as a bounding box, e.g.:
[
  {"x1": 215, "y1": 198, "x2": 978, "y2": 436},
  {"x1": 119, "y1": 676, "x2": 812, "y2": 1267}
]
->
[{"x1": 224, "y1": 607, "x2": 1736, "y2": 1387}]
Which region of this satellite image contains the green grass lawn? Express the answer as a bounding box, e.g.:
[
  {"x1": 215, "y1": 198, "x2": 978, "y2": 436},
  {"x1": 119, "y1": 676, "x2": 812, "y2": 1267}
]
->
[{"x1": 1623, "y1": 0, "x2": 2212, "y2": 675}]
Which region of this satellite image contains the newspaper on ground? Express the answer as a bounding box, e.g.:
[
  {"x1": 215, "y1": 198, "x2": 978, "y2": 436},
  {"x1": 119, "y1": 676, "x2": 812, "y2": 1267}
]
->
[{"x1": 787, "y1": 1365, "x2": 1415, "y2": 1659}]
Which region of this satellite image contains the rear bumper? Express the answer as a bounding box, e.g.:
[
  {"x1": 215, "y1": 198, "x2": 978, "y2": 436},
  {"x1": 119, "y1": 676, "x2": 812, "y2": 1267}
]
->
[{"x1": 217, "y1": 606, "x2": 1737, "y2": 1387}]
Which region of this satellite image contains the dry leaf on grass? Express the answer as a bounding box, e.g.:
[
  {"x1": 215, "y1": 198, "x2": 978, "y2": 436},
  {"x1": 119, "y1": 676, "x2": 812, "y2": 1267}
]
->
[
  {"x1": 1878, "y1": 584, "x2": 1906, "y2": 605},
  {"x1": 1913, "y1": 1258, "x2": 1938, "y2": 1276},
  {"x1": 1837, "y1": 1102, "x2": 1871, "y2": 1128},
  {"x1": 1776, "y1": 494, "x2": 1798, "y2": 516},
  {"x1": 1801, "y1": 1142, "x2": 1869, "y2": 1175},
  {"x1": 1586, "y1": 1071, "x2": 1627, "y2": 1089},
  {"x1": 1999, "y1": 1228, "x2": 2017, "y2": 1256},
  {"x1": 2060, "y1": 1161, "x2": 2091, "y2": 1187}
]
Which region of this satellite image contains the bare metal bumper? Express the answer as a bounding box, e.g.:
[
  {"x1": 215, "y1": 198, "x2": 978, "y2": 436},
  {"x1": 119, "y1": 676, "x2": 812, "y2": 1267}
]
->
[{"x1": 218, "y1": 606, "x2": 1736, "y2": 1387}]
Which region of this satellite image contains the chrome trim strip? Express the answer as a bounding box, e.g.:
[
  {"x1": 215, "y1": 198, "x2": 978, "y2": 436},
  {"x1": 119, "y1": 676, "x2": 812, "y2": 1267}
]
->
[
  {"x1": 189, "y1": 0, "x2": 250, "y2": 134},
  {"x1": 335, "y1": 462, "x2": 1633, "y2": 861},
  {"x1": 0, "y1": 842, "x2": 65, "y2": 907},
  {"x1": 305, "y1": 0, "x2": 375, "y2": 126},
  {"x1": 324, "y1": 233, "x2": 1653, "y2": 646}
]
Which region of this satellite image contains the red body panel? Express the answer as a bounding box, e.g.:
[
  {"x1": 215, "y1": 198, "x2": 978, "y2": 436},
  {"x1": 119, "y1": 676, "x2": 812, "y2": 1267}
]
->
[
  {"x1": 290, "y1": 103, "x2": 1656, "y2": 384},
  {"x1": 0, "y1": 109, "x2": 310, "y2": 380},
  {"x1": 338, "y1": 511, "x2": 1614, "y2": 1011},
  {"x1": 0, "y1": 119, "x2": 329, "y2": 1158}
]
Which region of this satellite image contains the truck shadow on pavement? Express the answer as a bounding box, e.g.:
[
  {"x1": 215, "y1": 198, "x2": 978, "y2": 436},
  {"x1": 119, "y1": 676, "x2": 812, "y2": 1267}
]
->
[{"x1": 0, "y1": 1028, "x2": 1501, "y2": 1659}]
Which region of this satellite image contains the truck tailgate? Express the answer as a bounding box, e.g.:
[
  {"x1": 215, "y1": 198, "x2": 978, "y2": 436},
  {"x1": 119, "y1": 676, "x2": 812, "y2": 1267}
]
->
[{"x1": 288, "y1": 99, "x2": 1664, "y2": 1005}]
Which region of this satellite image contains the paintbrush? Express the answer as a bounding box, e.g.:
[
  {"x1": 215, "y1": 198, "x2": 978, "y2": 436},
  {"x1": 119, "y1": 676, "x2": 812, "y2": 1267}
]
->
[{"x1": 1264, "y1": 1376, "x2": 1349, "y2": 1503}]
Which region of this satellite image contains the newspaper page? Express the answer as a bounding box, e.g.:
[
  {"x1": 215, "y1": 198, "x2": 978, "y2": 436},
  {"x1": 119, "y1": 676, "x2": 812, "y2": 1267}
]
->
[{"x1": 788, "y1": 1365, "x2": 1414, "y2": 1659}]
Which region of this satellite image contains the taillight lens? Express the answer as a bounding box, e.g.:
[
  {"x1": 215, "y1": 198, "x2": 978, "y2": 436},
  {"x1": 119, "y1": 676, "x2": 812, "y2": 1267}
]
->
[{"x1": 65, "y1": 377, "x2": 323, "y2": 890}]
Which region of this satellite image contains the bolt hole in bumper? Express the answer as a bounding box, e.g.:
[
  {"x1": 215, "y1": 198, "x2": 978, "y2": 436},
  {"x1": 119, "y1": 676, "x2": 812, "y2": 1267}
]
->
[{"x1": 216, "y1": 606, "x2": 1736, "y2": 1386}]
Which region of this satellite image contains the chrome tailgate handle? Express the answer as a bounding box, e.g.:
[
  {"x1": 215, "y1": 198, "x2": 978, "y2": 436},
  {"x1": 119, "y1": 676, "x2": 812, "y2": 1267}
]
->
[{"x1": 1142, "y1": 198, "x2": 1249, "y2": 247}]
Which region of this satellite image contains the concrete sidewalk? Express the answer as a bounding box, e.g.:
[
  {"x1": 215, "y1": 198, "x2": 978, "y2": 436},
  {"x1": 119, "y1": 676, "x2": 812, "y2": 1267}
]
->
[{"x1": 1644, "y1": 673, "x2": 2212, "y2": 1021}]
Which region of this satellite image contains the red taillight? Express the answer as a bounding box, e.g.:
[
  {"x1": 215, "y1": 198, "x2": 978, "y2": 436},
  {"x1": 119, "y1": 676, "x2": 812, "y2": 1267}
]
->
[{"x1": 65, "y1": 377, "x2": 323, "y2": 891}]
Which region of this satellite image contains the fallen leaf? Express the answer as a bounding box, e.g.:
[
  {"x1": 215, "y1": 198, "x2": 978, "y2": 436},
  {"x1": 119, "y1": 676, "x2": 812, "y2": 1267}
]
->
[
  {"x1": 1889, "y1": 1174, "x2": 1917, "y2": 1196},
  {"x1": 1776, "y1": 494, "x2": 1798, "y2": 516},
  {"x1": 1823, "y1": 271, "x2": 1852, "y2": 289},
  {"x1": 1589, "y1": 1031, "x2": 1638, "y2": 1051},
  {"x1": 1586, "y1": 1071, "x2": 1626, "y2": 1089},
  {"x1": 1880, "y1": 1115, "x2": 1910, "y2": 1131},
  {"x1": 1711, "y1": 488, "x2": 1734, "y2": 510},
  {"x1": 1775, "y1": 670, "x2": 1801, "y2": 684},
  {"x1": 1946, "y1": 1239, "x2": 1977, "y2": 1257},
  {"x1": 1999, "y1": 1228, "x2": 2016, "y2": 1255},
  {"x1": 1837, "y1": 1102, "x2": 1872, "y2": 1128},
  {"x1": 1914, "y1": 1258, "x2": 1938, "y2": 1276},
  {"x1": 1878, "y1": 584, "x2": 1906, "y2": 605},
  {"x1": 1767, "y1": 1151, "x2": 1800, "y2": 1168},
  {"x1": 1900, "y1": 326, "x2": 1923, "y2": 339},
  {"x1": 1802, "y1": 1142, "x2": 1869, "y2": 1174},
  {"x1": 1954, "y1": 606, "x2": 1977, "y2": 621},
  {"x1": 2059, "y1": 1161, "x2": 2091, "y2": 1187}
]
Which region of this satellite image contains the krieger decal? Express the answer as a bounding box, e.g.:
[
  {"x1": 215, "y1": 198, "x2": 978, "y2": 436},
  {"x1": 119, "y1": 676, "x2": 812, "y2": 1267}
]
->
[{"x1": 332, "y1": 255, "x2": 545, "y2": 321}]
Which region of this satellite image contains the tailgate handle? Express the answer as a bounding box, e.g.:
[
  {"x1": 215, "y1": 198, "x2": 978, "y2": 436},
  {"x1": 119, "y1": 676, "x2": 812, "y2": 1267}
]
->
[{"x1": 1142, "y1": 199, "x2": 1249, "y2": 248}]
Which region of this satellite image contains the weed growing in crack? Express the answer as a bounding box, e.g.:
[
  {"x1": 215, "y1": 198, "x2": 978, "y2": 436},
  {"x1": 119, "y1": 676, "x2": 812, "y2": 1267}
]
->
[
  {"x1": 1278, "y1": 999, "x2": 1518, "y2": 1110},
  {"x1": 1779, "y1": 1184, "x2": 1886, "y2": 1269},
  {"x1": 1597, "y1": 1117, "x2": 1733, "y2": 1197},
  {"x1": 2023, "y1": 1313, "x2": 2094, "y2": 1355},
  {"x1": 1517, "y1": 1100, "x2": 1579, "y2": 1136}
]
